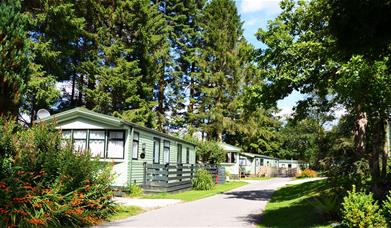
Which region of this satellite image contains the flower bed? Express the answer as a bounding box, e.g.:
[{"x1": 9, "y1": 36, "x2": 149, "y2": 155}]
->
[{"x1": 0, "y1": 119, "x2": 116, "y2": 227}]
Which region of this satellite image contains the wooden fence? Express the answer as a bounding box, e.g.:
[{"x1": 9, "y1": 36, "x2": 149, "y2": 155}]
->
[{"x1": 143, "y1": 163, "x2": 225, "y2": 193}]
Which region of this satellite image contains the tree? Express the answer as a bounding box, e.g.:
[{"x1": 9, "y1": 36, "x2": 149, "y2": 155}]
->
[
  {"x1": 255, "y1": 0, "x2": 391, "y2": 198},
  {"x1": 0, "y1": 0, "x2": 29, "y2": 117},
  {"x1": 225, "y1": 108, "x2": 282, "y2": 157},
  {"x1": 198, "y1": 0, "x2": 245, "y2": 141},
  {"x1": 23, "y1": 0, "x2": 86, "y2": 110}
]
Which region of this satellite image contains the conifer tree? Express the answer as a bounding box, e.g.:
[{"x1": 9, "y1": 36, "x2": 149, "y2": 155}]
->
[
  {"x1": 198, "y1": 0, "x2": 244, "y2": 141},
  {"x1": 0, "y1": 0, "x2": 29, "y2": 117}
]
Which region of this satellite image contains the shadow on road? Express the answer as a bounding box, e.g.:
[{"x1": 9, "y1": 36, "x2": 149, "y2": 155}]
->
[{"x1": 223, "y1": 189, "x2": 275, "y2": 201}]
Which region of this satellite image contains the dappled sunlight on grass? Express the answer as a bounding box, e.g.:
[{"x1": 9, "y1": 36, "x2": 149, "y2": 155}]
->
[{"x1": 259, "y1": 180, "x2": 334, "y2": 228}]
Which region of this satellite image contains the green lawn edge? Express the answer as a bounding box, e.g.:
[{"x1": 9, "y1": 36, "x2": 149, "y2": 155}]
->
[
  {"x1": 106, "y1": 205, "x2": 144, "y2": 221},
  {"x1": 144, "y1": 181, "x2": 248, "y2": 202},
  {"x1": 258, "y1": 179, "x2": 334, "y2": 228}
]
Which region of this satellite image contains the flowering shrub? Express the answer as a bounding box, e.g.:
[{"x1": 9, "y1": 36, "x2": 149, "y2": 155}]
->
[
  {"x1": 297, "y1": 168, "x2": 318, "y2": 178},
  {"x1": 0, "y1": 118, "x2": 116, "y2": 227}
]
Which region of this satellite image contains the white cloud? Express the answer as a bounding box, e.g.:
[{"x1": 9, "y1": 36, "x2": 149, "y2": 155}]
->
[
  {"x1": 244, "y1": 18, "x2": 258, "y2": 26},
  {"x1": 240, "y1": 0, "x2": 281, "y2": 14}
]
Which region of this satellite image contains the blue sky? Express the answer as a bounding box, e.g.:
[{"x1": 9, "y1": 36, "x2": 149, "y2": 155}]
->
[
  {"x1": 235, "y1": 0, "x2": 301, "y2": 116},
  {"x1": 236, "y1": 0, "x2": 303, "y2": 115},
  {"x1": 236, "y1": 1, "x2": 347, "y2": 124}
]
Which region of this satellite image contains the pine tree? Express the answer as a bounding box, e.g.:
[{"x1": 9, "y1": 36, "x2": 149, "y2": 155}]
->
[
  {"x1": 171, "y1": 0, "x2": 206, "y2": 135},
  {"x1": 87, "y1": 0, "x2": 168, "y2": 129},
  {"x1": 198, "y1": 0, "x2": 244, "y2": 141},
  {"x1": 22, "y1": 0, "x2": 86, "y2": 110},
  {"x1": 0, "y1": 0, "x2": 29, "y2": 117}
]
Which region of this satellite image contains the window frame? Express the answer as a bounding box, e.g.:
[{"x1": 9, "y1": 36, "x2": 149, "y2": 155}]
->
[
  {"x1": 153, "y1": 137, "x2": 161, "y2": 164},
  {"x1": 72, "y1": 129, "x2": 88, "y2": 152},
  {"x1": 88, "y1": 130, "x2": 106, "y2": 158},
  {"x1": 163, "y1": 140, "x2": 170, "y2": 164},
  {"x1": 177, "y1": 143, "x2": 182, "y2": 164},
  {"x1": 132, "y1": 131, "x2": 139, "y2": 160},
  {"x1": 186, "y1": 147, "x2": 190, "y2": 164},
  {"x1": 106, "y1": 130, "x2": 126, "y2": 159}
]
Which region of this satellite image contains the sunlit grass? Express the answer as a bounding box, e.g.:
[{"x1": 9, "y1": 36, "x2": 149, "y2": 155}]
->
[
  {"x1": 144, "y1": 181, "x2": 248, "y2": 202},
  {"x1": 259, "y1": 180, "x2": 335, "y2": 228},
  {"x1": 107, "y1": 206, "x2": 144, "y2": 221}
]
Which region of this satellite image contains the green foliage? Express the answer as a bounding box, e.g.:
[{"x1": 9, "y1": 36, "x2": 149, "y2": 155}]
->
[
  {"x1": 0, "y1": 0, "x2": 29, "y2": 116},
  {"x1": 0, "y1": 119, "x2": 116, "y2": 227},
  {"x1": 341, "y1": 186, "x2": 387, "y2": 228},
  {"x1": 382, "y1": 191, "x2": 391, "y2": 226},
  {"x1": 191, "y1": 139, "x2": 226, "y2": 164},
  {"x1": 196, "y1": 0, "x2": 247, "y2": 141},
  {"x1": 225, "y1": 108, "x2": 282, "y2": 156},
  {"x1": 127, "y1": 183, "x2": 144, "y2": 197},
  {"x1": 192, "y1": 168, "x2": 214, "y2": 190}
]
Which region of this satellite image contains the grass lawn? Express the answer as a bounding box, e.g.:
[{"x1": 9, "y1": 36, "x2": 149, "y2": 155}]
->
[
  {"x1": 107, "y1": 206, "x2": 144, "y2": 221},
  {"x1": 144, "y1": 181, "x2": 248, "y2": 202},
  {"x1": 241, "y1": 177, "x2": 272, "y2": 181},
  {"x1": 259, "y1": 180, "x2": 335, "y2": 228}
]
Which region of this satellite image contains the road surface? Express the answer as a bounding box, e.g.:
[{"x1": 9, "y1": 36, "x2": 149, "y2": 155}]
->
[{"x1": 96, "y1": 178, "x2": 305, "y2": 227}]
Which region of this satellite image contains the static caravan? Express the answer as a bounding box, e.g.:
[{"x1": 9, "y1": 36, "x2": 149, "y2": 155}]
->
[
  {"x1": 239, "y1": 153, "x2": 279, "y2": 175},
  {"x1": 38, "y1": 108, "x2": 196, "y2": 188},
  {"x1": 219, "y1": 142, "x2": 241, "y2": 179},
  {"x1": 278, "y1": 160, "x2": 308, "y2": 169}
]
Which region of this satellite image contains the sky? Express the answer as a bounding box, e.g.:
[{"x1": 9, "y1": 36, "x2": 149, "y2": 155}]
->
[{"x1": 235, "y1": 0, "x2": 301, "y2": 116}]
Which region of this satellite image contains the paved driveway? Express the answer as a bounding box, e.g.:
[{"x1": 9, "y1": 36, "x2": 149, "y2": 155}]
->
[{"x1": 96, "y1": 178, "x2": 301, "y2": 227}]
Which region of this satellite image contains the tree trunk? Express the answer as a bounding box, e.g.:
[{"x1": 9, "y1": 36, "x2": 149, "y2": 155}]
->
[
  {"x1": 188, "y1": 63, "x2": 195, "y2": 136},
  {"x1": 353, "y1": 104, "x2": 367, "y2": 161},
  {"x1": 70, "y1": 74, "x2": 76, "y2": 107},
  {"x1": 157, "y1": 69, "x2": 165, "y2": 132},
  {"x1": 369, "y1": 113, "x2": 387, "y2": 200}
]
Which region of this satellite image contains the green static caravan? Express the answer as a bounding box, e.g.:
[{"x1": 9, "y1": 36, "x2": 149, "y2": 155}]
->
[
  {"x1": 219, "y1": 142, "x2": 242, "y2": 179},
  {"x1": 37, "y1": 107, "x2": 196, "y2": 187},
  {"x1": 278, "y1": 159, "x2": 309, "y2": 169},
  {"x1": 239, "y1": 152, "x2": 278, "y2": 175}
]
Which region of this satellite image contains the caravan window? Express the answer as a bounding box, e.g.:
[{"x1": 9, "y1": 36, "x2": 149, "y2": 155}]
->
[
  {"x1": 132, "y1": 132, "x2": 139, "y2": 160},
  {"x1": 107, "y1": 131, "x2": 125, "y2": 159},
  {"x1": 153, "y1": 138, "x2": 160, "y2": 164},
  {"x1": 239, "y1": 158, "x2": 246, "y2": 166},
  {"x1": 73, "y1": 130, "x2": 87, "y2": 151},
  {"x1": 177, "y1": 144, "x2": 182, "y2": 164},
  {"x1": 89, "y1": 130, "x2": 105, "y2": 158},
  {"x1": 163, "y1": 140, "x2": 170, "y2": 164}
]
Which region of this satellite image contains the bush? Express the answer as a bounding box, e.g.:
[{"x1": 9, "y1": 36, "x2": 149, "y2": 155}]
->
[
  {"x1": 192, "y1": 168, "x2": 214, "y2": 190},
  {"x1": 0, "y1": 119, "x2": 116, "y2": 227},
  {"x1": 341, "y1": 186, "x2": 387, "y2": 228},
  {"x1": 297, "y1": 168, "x2": 318, "y2": 178},
  {"x1": 127, "y1": 183, "x2": 143, "y2": 197},
  {"x1": 382, "y1": 191, "x2": 391, "y2": 226},
  {"x1": 185, "y1": 138, "x2": 225, "y2": 165}
]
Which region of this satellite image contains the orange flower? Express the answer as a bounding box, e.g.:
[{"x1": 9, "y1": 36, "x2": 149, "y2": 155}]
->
[
  {"x1": 71, "y1": 198, "x2": 81, "y2": 207},
  {"x1": 29, "y1": 218, "x2": 46, "y2": 225},
  {"x1": 33, "y1": 203, "x2": 42, "y2": 209},
  {"x1": 74, "y1": 208, "x2": 84, "y2": 215},
  {"x1": 13, "y1": 197, "x2": 28, "y2": 203},
  {"x1": 0, "y1": 208, "x2": 8, "y2": 215},
  {"x1": 0, "y1": 182, "x2": 7, "y2": 189},
  {"x1": 13, "y1": 209, "x2": 28, "y2": 216}
]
